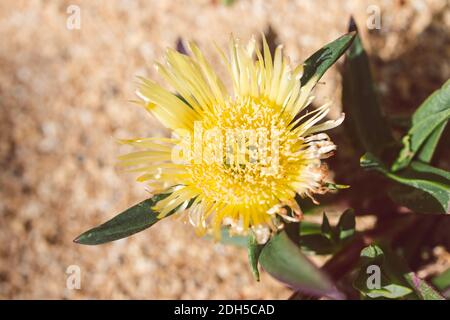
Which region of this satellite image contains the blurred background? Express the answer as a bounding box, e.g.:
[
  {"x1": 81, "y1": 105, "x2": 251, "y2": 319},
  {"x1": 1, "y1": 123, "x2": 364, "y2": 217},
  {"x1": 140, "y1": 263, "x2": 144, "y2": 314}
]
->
[{"x1": 0, "y1": 0, "x2": 449, "y2": 299}]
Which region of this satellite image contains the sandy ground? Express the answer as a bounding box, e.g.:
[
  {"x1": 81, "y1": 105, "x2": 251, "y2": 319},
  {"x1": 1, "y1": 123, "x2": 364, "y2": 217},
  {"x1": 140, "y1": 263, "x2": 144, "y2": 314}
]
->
[{"x1": 0, "y1": 0, "x2": 448, "y2": 299}]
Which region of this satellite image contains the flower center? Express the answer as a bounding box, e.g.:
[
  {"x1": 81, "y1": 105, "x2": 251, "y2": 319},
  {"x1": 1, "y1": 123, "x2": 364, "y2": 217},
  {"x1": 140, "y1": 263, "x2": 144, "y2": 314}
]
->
[{"x1": 186, "y1": 96, "x2": 307, "y2": 208}]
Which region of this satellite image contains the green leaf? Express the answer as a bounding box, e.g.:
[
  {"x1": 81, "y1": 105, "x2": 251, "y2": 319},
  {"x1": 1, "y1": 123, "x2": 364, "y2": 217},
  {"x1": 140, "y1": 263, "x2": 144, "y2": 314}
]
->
[
  {"x1": 300, "y1": 210, "x2": 356, "y2": 255},
  {"x1": 360, "y1": 244, "x2": 383, "y2": 258},
  {"x1": 404, "y1": 272, "x2": 445, "y2": 300},
  {"x1": 300, "y1": 234, "x2": 335, "y2": 255},
  {"x1": 342, "y1": 23, "x2": 395, "y2": 158},
  {"x1": 412, "y1": 79, "x2": 450, "y2": 121},
  {"x1": 247, "y1": 233, "x2": 265, "y2": 281},
  {"x1": 299, "y1": 221, "x2": 321, "y2": 235},
  {"x1": 417, "y1": 121, "x2": 447, "y2": 163},
  {"x1": 259, "y1": 231, "x2": 339, "y2": 298},
  {"x1": 337, "y1": 209, "x2": 356, "y2": 241},
  {"x1": 354, "y1": 244, "x2": 444, "y2": 300},
  {"x1": 361, "y1": 153, "x2": 450, "y2": 213},
  {"x1": 353, "y1": 245, "x2": 413, "y2": 299},
  {"x1": 325, "y1": 182, "x2": 350, "y2": 191},
  {"x1": 389, "y1": 161, "x2": 450, "y2": 213},
  {"x1": 365, "y1": 285, "x2": 413, "y2": 299},
  {"x1": 301, "y1": 32, "x2": 356, "y2": 88},
  {"x1": 432, "y1": 269, "x2": 450, "y2": 291},
  {"x1": 410, "y1": 160, "x2": 450, "y2": 181},
  {"x1": 389, "y1": 185, "x2": 444, "y2": 214},
  {"x1": 320, "y1": 212, "x2": 333, "y2": 239},
  {"x1": 74, "y1": 193, "x2": 173, "y2": 245},
  {"x1": 393, "y1": 80, "x2": 450, "y2": 171},
  {"x1": 432, "y1": 269, "x2": 450, "y2": 299}
]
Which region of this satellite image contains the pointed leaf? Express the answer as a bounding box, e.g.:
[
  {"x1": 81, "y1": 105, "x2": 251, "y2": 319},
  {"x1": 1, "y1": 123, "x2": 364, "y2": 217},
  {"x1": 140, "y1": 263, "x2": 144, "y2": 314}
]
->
[
  {"x1": 301, "y1": 32, "x2": 356, "y2": 88},
  {"x1": 321, "y1": 212, "x2": 333, "y2": 239},
  {"x1": 259, "y1": 231, "x2": 339, "y2": 298},
  {"x1": 300, "y1": 210, "x2": 356, "y2": 255},
  {"x1": 342, "y1": 22, "x2": 395, "y2": 158},
  {"x1": 74, "y1": 193, "x2": 173, "y2": 245},
  {"x1": 337, "y1": 209, "x2": 355, "y2": 241}
]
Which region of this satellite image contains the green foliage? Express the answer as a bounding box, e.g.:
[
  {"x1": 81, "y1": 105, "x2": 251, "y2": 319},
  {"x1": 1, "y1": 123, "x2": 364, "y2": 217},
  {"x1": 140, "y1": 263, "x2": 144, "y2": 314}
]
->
[
  {"x1": 259, "y1": 231, "x2": 339, "y2": 298},
  {"x1": 354, "y1": 244, "x2": 444, "y2": 300},
  {"x1": 432, "y1": 269, "x2": 450, "y2": 299},
  {"x1": 75, "y1": 23, "x2": 450, "y2": 300},
  {"x1": 325, "y1": 183, "x2": 350, "y2": 191},
  {"x1": 301, "y1": 32, "x2": 356, "y2": 88},
  {"x1": 342, "y1": 24, "x2": 395, "y2": 158},
  {"x1": 392, "y1": 80, "x2": 450, "y2": 170},
  {"x1": 361, "y1": 153, "x2": 450, "y2": 213},
  {"x1": 389, "y1": 185, "x2": 445, "y2": 214},
  {"x1": 417, "y1": 121, "x2": 447, "y2": 163},
  {"x1": 299, "y1": 210, "x2": 356, "y2": 255},
  {"x1": 74, "y1": 193, "x2": 174, "y2": 245},
  {"x1": 404, "y1": 272, "x2": 445, "y2": 300},
  {"x1": 342, "y1": 20, "x2": 450, "y2": 215}
]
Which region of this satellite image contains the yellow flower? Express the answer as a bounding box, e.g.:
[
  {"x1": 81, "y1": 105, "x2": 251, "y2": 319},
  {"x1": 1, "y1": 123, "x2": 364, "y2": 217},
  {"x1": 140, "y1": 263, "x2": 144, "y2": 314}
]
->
[{"x1": 120, "y1": 35, "x2": 344, "y2": 244}]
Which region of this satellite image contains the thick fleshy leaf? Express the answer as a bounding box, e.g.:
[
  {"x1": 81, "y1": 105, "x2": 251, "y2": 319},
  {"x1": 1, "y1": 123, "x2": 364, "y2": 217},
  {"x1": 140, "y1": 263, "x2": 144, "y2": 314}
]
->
[
  {"x1": 259, "y1": 231, "x2": 340, "y2": 298},
  {"x1": 342, "y1": 22, "x2": 395, "y2": 158},
  {"x1": 392, "y1": 79, "x2": 450, "y2": 171},
  {"x1": 74, "y1": 193, "x2": 173, "y2": 245},
  {"x1": 247, "y1": 233, "x2": 265, "y2": 281},
  {"x1": 301, "y1": 31, "x2": 356, "y2": 88},
  {"x1": 361, "y1": 153, "x2": 450, "y2": 213}
]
